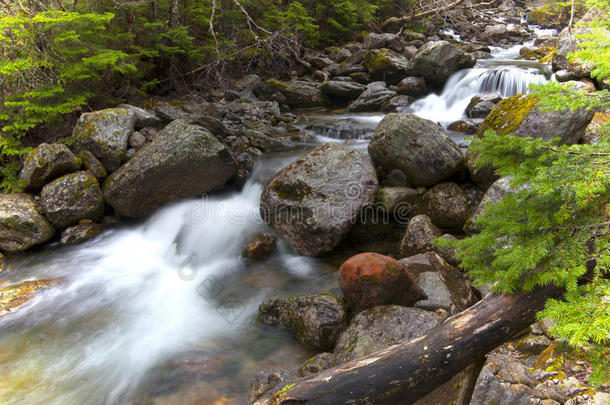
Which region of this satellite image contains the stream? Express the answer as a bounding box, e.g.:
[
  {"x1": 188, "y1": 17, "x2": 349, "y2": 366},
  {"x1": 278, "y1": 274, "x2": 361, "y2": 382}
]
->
[{"x1": 0, "y1": 42, "x2": 551, "y2": 405}]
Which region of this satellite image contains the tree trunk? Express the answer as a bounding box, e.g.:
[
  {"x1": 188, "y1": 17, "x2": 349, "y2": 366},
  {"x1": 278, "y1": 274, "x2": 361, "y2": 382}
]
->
[
  {"x1": 271, "y1": 287, "x2": 563, "y2": 405},
  {"x1": 167, "y1": 0, "x2": 179, "y2": 28}
]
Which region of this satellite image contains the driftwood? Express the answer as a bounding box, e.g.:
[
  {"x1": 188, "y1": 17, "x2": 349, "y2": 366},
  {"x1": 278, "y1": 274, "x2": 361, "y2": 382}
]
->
[{"x1": 269, "y1": 286, "x2": 563, "y2": 405}]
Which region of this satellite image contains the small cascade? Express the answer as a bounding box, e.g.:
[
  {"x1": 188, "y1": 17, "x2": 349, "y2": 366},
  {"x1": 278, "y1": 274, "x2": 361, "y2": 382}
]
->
[{"x1": 476, "y1": 66, "x2": 548, "y2": 97}]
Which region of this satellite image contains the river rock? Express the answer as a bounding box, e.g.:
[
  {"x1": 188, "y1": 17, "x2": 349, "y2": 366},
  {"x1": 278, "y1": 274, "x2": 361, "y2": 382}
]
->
[
  {"x1": 254, "y1": 78, "x2": 329, "y2": 109},
  {"x1": 260, "y1": 143, "x2": 378, "y2": 256},
  {"x1": 346, "y1": 82, "x2": 397, "y2": 112},
  {"x1": 448, "y1": 119, "x2": 481, "y2": 134},
  {"x1": 248, "y1": 368, "x2": 295, "y2": 405},
  {"x1": 19, "y1": 143, "x2": 81, "y2": 191},
  {"x1": 363, "y1": 32, "x2": 404, "y2": 52},
  {"x1": 397, "y1": 76, "x2": 427, "y2": 97},
  {"x1": 0, "y1": 193, "x2": 55, "y2": 253},
  {"x1": 117, "y1": 103, "x2": 162, "y2": 128},
  {"x1": 71, "y1": 108, "x2": 136, "y2": 172},
  {"x1": 466, "y1": 93, "x2": 502, "y2": 118},
  {"x1": 258, "y1": 293, "x2": 348, "y2": 351},
  {"x1": 77, "y1": 150, "x2": 107, "y2": 181},
  {"x1": 104, "y1": 119, "x2": 236, "y2": 218},
  {"x1": 325, "y1": 46, "x2": 352, "y2": 63},
  {"x1": 583, "y1": 112, "x2": 610, "y2": 144},
  {"x1": 320, "y1": 80, "x2": 366, "y2": 99},
  {"x1": 128, "y1": 131, "x2": 146, "y2": 149},
  {"x1": 40, "y1": 171, "x2": 104, "y2": 229},
  {"x1": 420, "y1": 182, "x2": 471, "y2": 230},
  {"x1": 382, "y1": 95, "x2": 414, "y2": 112},
  {"x1": 477, "y1": 94, "x2": 594, "y2": 145},
  {"x1": 399, "y1": 214, "x2": 442, "y2": 257},
  {"x1": 406, "y1": 41, "x2": 476, "y2": 87},
  {"x1": 60, "y1": 222, "x2": 103, "y2": 245},
  {"x1": 465, "y1": 176, "x2": 514, "y2": 234},
  {"x1": 338, "y1": 252, "x2": 427, "y2": 313},
  {"x1": 244, "y1": 233, "x2": 277, "y2": 260},
  {"x1": 376, "y1": 186, "x2": 418, "y2": 214},
  {"x1": 368, "y1": 113, "x2": 464, "y2": 187},
  {"x1": 0, "y1": 279, "x2": 61, "y2": 316},
  {"x1": 363, "y1": 49, "x2": 409, "y2": 84}
]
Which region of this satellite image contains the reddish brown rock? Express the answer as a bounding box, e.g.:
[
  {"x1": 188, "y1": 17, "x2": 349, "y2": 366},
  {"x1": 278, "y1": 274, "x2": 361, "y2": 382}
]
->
[
  {"x1": 338, "y1": 252, "x2": 427, "y2": 313},
  {"x1": 244, "y1": 233, "x2": 277, "y2": 260}
]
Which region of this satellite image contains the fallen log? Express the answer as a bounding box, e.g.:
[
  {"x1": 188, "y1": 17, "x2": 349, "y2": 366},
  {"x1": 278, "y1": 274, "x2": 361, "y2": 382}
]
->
[{"x1": 268, "y1": 286, "x2": 563, "y2": 405}]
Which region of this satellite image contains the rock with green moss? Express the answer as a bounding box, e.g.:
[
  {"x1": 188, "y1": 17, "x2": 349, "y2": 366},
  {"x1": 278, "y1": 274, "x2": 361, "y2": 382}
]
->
[
  {"x1": 0, "y1": 193, "x2": 55, "y2": 253},
  {"x1": 260, "y1": 143, "x2": 378, "y2": 256},
  {"x1": 346, "y1": 81, "x2": 397, "y2": 112},
  {"x1": 406, "y1": 41, "x2": 476, "y2": 88},
  {"x1": 60, "y1": 222, "x2": 103, "y2": 245},
  {"x1": 117, "y1": 103, "x2": 162, "y2": 128},
  {"x1": 476, "y1": 94, "x2": 594, "y2": 145},
  {"x1": 325, "y1": 46, "x2": 351, "y2": 63},
  {"x1": 72, "y1": 108, "x2": 136, "y2": 172},
  {"x1": 248, "y1": 368, "x2": 295, "y2": 405},
  {"x1": 77, "y1": 150, "x2": 107, "y2": 181},
  {"x1": 258, "y1": 293, "x2": 348, "y2": 351},
  {"x1": 19, "y1": 143, "x2": 81, "y2": 191},
  {"x1": 104, "y1": 119, "x2": 236, "y2": 218},
  {"x1": 368, "y1": 113, "x2": 464, "y2": 187},
  {"x1": 363, "y1": 48, "x2": 409, "y2": 84},
  {"x1": 253, "y1": 78, "x2": 329, "y2": 109},
  {"x1": 40, "y1": 171, "x2": 104, "y2": 229}
]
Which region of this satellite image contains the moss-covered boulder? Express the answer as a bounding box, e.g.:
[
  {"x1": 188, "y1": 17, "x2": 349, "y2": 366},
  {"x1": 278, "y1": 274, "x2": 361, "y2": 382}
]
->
[
  {"x1": 258, "y1": 293, "x2": 348, "y2": 351},
  {"x1": 476, "y1": 94, "x2": 594, "y2": 145},
  {"x1": 406, "y1": 41, "x2": 476, "y2": 88},
  {"x1": 40, "y1": 171, "x2": 104, "y2": 229},
  {"x1": 19, "y1": 143, "x2": 81, "y2": 191},
  {"x1": 260, "y1": 143, "x2": 378, "y2": 256},
  {"x1": 527, "y1": 4, "x2": 570, "y2": 28},
  {"x1": 104, "y1": 119, "x2": 236, "y2": 218},
  {"x1": 363, "y1": 48, "x2": 409, "y2": 84},
  {"x1": 368, "y1": 113, "x2": 464, "y2": 187},
  {"x1": 72, "y1": 108, "x2": 136, "y2": 172},
  {"x1": 0, "y1": 193, "x2": 55, "y2": 253},
  {"x1": 253, "y1": 78, "x2": 329, "y2": 109},
  {"x1": 77, "y1": 150, "x2": 107, "y2": 182}
]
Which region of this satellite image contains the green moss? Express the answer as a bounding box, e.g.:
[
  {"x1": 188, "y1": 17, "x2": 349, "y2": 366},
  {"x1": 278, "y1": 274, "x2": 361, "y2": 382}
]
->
[
  {"x1": 476, "y1": 95, "x2": 539, "y2": 138},
  {"x1": 363, "y1": 49, "x2": 401, "y2": 73},
  {"x1": 267, "y1": 78, "x2": 293, "y2": 89},
  {"x1": 273, "y1": 383, "x2": 296, "y2": 400},
  {"x1": 271, "y1": 179, "x2": 311, "y2": 201}
]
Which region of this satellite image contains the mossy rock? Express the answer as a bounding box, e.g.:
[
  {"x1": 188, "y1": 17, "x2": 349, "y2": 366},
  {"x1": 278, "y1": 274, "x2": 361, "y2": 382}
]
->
[
  {"x1": 363, "y1": 49, "x2": 408, "y2": 84},
  {"x1": 0, "y1": 193, "x2": 55, "y2": 253}
]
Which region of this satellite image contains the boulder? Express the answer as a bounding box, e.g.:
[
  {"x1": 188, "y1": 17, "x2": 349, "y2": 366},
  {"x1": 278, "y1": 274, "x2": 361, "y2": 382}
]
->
[
  {"x1": 448, "y1": 119, "x2": 481, "y2": 134},
  {"x1": 60, "y1": 222, "x2": 103, "y2": 245},
  {"x1": 363, "y1": 49, "x2": 409, "y2": 84},
  {"x1": 363, "y1": 33, "x2": 404, "y2": 52},
  {"x1": 258, "y1": 293, "x2": 348, "y2": 351},
  {"x1": 477, "y1": 94, "x2": 594, "y2": 145},
  {"x1": 346, "y1": 82, "x2": 397, "y2": 112},
  {"x1": 376, "y1": 186, "x2": 418, "y2": 214},
  {"x1": 40, "y1": 171, "x2": 104, "y2": 229},
  {"x1": 71, "y1": 108, "x2": 136, "y2": 172},
  {"x1": 320, "y1": 80, "x2": 366, "y2": 99},
  {"x1": 244, "y1": 233, "x2": 277, "y2": 260},
  {"x1": 465, "y1": 177, "x2": 514, "y2": 234},
  {"x1": 248, "y1": 368, "x2": 295, "y2": 405},
  {"x1": 368, "y1": 113, "x2": 464, "y2": 187},
  {"x1": 325, "y1": 46, "x2": 352, "y2": 63},
  {"x1": 128, "y1": 131, "x2": 146, "y2": 149},
  {"x1": 420, "y1": 182, "x2": 470, "y2": 230},
  {"x1": 0, "y1": 193, "x2": 55, "y2": 253},
  {"x1": 104, "y1": 119, "x2": 236, "y2": 218},
  {"x1": 77, "y1": 150, "x2": 107, "y2": 181},
  {"x1": 19, "y1": 143, "x2": 81, "y2": 191},
  {"x1": 399, "y1": 214, "x2": 442, "y2": 257},
  {"x1": 260, "y1": 143, "x2": 378, "y2": 256},
  {"x1": 465, "y1": 146, "x2": 498, "y2": 190},
  {"x1": 466, "y1": 93, "x2": 502, "y2": 118},
  {"x1": 382, "y1": 95, "x2": 414, "y2": 112},
  {"x1": 338, "y1": 252, "x2": 427, "y2": 313},
  {"x1": 117, "y1": 103, "x2": 162, "y2": 128},
  {"x1": 406, "y1": 41, "x2": 476, "y2": 88},
  {"x1": 397, "y1": 76, "x2": 427, "y2": 97},
  {"x1": 254, "y1": 79, "x2": 329, "y2": 109},
  {"x1": 583, "y1": 112, "x2": 610, "y2": 144}
]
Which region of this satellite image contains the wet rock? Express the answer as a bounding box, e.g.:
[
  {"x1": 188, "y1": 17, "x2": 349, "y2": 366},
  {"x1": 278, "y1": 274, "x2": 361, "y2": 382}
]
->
[
  {"x1": 399, "y1": 214, "x2": 442, "y2": 257},
  {"x1": 40, "y1": 171, "x2": 104, "y2": 229},
  {"x1": 60, "y1": 222, "x2": 103, "y2": 245},
  {"x1": 0, "y1": 279, "x2": 61, "y2": 316},
  {"x1": 104, "y1": 119, "x2": 236, "y2": 218},
  {"x1": 0, "y1": 193, "x2": 55, "y2": 253},
  {"x1": 117, "y1": 103, "x2": 162, "y2": 128},
  {"x1": 338, "y1": 252, "x2": 427, "y2": 313},
  {"x1": 401, "y1": 252, "x2": 478, "y2": 314},
  {"x1": 406, "y1": 41, "x2": 476, "y2": 88},
  {"x1": 248, "y1": 368, "x2": 295, "y2": 405},
  {"x1": 555, "y1": 69, "x2": 576, "y2": 82},
  {"x1": 77, "y1": 150, "x2": 107, "y2": 181},
  {"x1": 382, "y1": 95, "x2": 415, "y2": 112},
  {"x1": 363, "y1": 49, "x2": 409, "y2": 84},
  {"x1": 254, "y1": 78, "x2": 329, "y2": 109},
  {"x1": 346, "y1": 81, "x2": 397, "y2": 112},
  {"x1": 376, "y1": 186, "x2": 418, "y2": 214},
  {"x1": 397, "y1": 76, "x2": 427, "y2": 97},
  {"x1": 234, "y1": 151, "x2": 257, "y2": 186},
  {"x1": 465, "y1": 176, "x2": 514, "y2": 234},
  {"x1": 244, "y1": 233, "x2": 277, "y2": 260},
  {"x1": 466, "y1": 93, "x2": 502, "y2": 118},
  {"x1": 260, "y1": 143, "x2": 378, "y2": 256},
  {"x1": 19, "y1": 143, "x2": 81, "y2": 191},
  {"x1": 258, "y1": 293, "x2": 348, "y2": 351},
  {"x1": 420, "y1": 182, "x2": 471, "y2": 230},
  {"x1": 448, "y1": 118, "x2": 481, "y2": 134},
  {"x1": 320, "y1": 80, "x2": 366, "y2": 99},
  {"x1": 72, "y1": 108, "x2": 136, "y2": 172},
  {"x1": 368, "y1": 113, "x2": 464, "y2": 187}
]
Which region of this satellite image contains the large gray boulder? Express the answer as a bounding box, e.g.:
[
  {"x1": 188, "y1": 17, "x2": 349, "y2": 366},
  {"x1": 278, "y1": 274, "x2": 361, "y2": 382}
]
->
[
  {"x1": 368, "y1": 113, "x2": 464, "y2": 187},
  {"x1": 346, "y1": 82, "x2": 397, "y2": 112},
  {"x1": 104, "y1": 119, "x2": 236, "y2": 218},
  {"x1": 363, "y1": 48, "x2": 409, "y2": 84},
  {"x1": 71, "y1": 108, "x2": 136, "y2": 172},
  {"x1": 260, "y1": 143, "x2": 378, "y2": 256},
  {"x1": 406, "y1": 41, "x2": 476, "y2": 87},
  {"x1": 321, "y1": 80, "x2": 366, "y2": 99},
  {"x1": 40, "y1": 171, "x2": 104, "y2": 229},
  {"x1": 19, "y1": 143, "x2": 81, "y2": 191},
  {"x1": 0, "y1": 193, "x2": 55, "y2": 253}
]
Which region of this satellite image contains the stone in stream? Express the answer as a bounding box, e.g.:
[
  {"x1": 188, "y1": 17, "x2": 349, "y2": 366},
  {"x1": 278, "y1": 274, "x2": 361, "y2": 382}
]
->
[
  {"x1": 320, "y1": 79, "x2": 366, "y2": 99},
  {"x1": 419, "y1": 182, "x2": 471, "y2": 230},
  {"x1": 260, "y1": 142, "x2": 378, "y2": 257},
  {"x1": 249, "y1": 368, "x2": 295, "y2": 405},
  {"x1": 338, "y1": 252, "x2": 426, "y2": 313},
  {"x1": 243, "y1": 233, "x2": 277, "y2": 260},
  {"x1": 40, "y1": 171, "x2": 105, "y2": 229},
  {"x1": 368, "y1": 113, "x2": 464, "y2": 187},
  {"x1": 0, "y1": 279, "x2": 61, "y2": 316},
  {"x1": 258, "y1": 293, "x2": 348, "y2": 351},
  {"x1": 0, "y1": 193, "x2": 55, "y2": 253},
  {"x1": 399, "y1": 214, "x2": 443, "y2": 257},
  {"x1": 60, "y1": 222, "x2": 103, "y2": 245},
  {"x1": 466, "y1": 93, "x2": 502, "y2": 118},
  {"x1": 406, "y1": 41, "x2": 476, "y2": 88},
  {"x1": 362, "y1": 48, "x2": 409, "y2": 84},
  {"x1": 77, "y1": 150, "x2": 107, "y2": 182},
  {"x1": 345, "y1": 82, "x2": 397, "y2": 112},
  {"x1": 396, "y1": 76, "x2": 427, "y2": 97},
  {"x1": 253, "y1": 78, "x2": 329, "y2": 109},
  {"x1": 71, "y1": 107, "x2": 137, "y2": 172},
  {"x1": 448, "y1": 118, "x2": 482, "y2": 134},
  {"x1": 104, "y1": 119, "x2": 237, "y2": 218},
  {"x1": 19, "y1": 143, "x2": 81, "y2": 191}
]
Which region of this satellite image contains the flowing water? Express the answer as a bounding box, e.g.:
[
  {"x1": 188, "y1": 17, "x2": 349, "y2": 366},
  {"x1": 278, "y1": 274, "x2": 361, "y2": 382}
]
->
[{"x1": 0, "y1": 40, "x2": 551, "y2": 405}]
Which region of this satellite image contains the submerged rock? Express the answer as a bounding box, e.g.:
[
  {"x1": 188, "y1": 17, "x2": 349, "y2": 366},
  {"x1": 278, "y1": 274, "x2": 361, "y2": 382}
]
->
[
  {"x1": 0, "y1": 193, "x2": 55, "y2": 253},
  {"x1": 104, "y1": 119, "x2": 236, "y2": 218},
  {"x1": 258, "y1": 293, "x2": 348, "y2": 351},
  {"x1": 260, "y1": 143, "x2": 378, "y2": 256},
  {"x1": 19, "y1": 143, "x2": 81, "y2": 191},
  {"x1": 338, "y1": 252, "x2": 427, "y2": 313}
]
